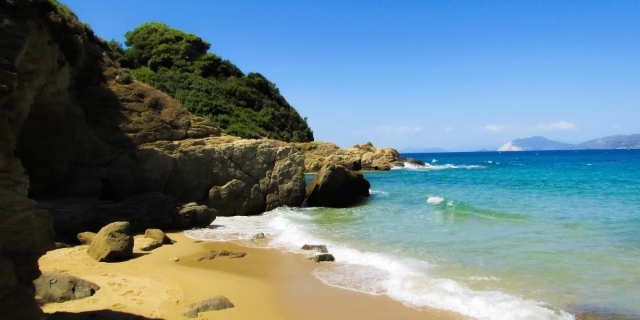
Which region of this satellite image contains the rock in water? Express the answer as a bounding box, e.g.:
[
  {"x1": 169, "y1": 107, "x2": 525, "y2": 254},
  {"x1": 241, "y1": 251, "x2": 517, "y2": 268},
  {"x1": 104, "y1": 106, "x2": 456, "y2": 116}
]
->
[
  {"x1": 305, "y1": 164, "x2": 371, "y2": 207},
  {"x1": 310, "y1": 254, "x2": 335, "y2": 262},
  {"x1": 87, "y1": 222, "x2": 134, "y2": 262},
  {"x1": 184, "y1": 295, "x2": 234, "y2": 318},
  {"x1": 301, "y1": 244, "x2": 328, "y2": 253},
  {"x1": 252, "y1": 232, "x2": 266, "y2": 240},
  {"x1": 133, "y1": 238, "x2": 162, "y2": 251},
  {"x1": 77, "y1": 232, "x2": 96, "y2": 245},
  {"x1": 144, "y1": 229, "x2": 173, "y2": 244},
  {"x1": 33, "y1": 272, "x2": 100, "y2": 303}
]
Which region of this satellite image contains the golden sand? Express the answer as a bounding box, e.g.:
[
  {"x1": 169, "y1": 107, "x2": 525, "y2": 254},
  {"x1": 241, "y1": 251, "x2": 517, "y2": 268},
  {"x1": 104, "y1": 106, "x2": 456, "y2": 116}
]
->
[{"x1": 39, "y1": 231, "x2": 465, "y2": 319}]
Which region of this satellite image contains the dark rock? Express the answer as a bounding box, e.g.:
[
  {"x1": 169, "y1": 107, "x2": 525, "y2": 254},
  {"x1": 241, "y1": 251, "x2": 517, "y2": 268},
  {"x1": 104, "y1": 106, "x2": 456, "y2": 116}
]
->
[
  {"x1": 144, "y1": 229, "x2": 173, "y2": 244},
  {"x1": 87, "y1": 222, "x2": 134, "y2": 262},
  {"x1": 405, "y1": 158, "x2": 425, "y2": 166},
  {"x1": 301, "y1": 244, "x2": 328, "y2": 253},
  {"x1": 252, "y1": 233, "x2": 266, "y2": 240},
  {"x1": 77, "y1": 232, "x2": 97, "y2": 245},
  {"x1": 184, "y1": 295, "x2": 234, "y2": 318},
  {"x1": 33, "y1": 272, "x2": 100, "y2": 303},
  {"x1": 172, "y1": 203, "x2": 216, "y2": 230},
  {"x1": 305, "y1": 164, "x2": 371, "y2": 208},
  {"x1": 310, "y1": 254, "x2": 335, "y2": 262}
]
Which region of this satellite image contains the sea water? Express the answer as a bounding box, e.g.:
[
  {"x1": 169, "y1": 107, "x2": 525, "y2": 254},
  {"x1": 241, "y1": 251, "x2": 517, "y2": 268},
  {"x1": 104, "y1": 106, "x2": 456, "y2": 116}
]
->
[{"x1": 186, "y1": 150, "x2": 640, "y2": 319}]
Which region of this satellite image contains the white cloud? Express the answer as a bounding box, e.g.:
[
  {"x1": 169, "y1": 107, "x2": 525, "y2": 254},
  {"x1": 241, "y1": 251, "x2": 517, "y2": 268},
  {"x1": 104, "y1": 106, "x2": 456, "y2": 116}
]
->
[
  {"x1": 484, "y1": 125, "x2": 505, "y2": 132},
  {"x1": 537, "y1": 121, "x2": 576, "y2": 131}
]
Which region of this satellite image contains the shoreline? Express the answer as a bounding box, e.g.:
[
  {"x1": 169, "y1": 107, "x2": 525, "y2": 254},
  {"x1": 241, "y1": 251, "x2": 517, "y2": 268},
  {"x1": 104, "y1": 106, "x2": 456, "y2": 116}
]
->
[{"x1": 39, "y1": 231, "x2": 465, "y2": 319}]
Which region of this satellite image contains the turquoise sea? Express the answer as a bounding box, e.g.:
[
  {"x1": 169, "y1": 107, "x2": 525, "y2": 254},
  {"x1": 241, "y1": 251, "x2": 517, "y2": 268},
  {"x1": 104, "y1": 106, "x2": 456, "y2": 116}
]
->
[{"x1": 186, "y1": 150, "x2": 640, "y2": 319}]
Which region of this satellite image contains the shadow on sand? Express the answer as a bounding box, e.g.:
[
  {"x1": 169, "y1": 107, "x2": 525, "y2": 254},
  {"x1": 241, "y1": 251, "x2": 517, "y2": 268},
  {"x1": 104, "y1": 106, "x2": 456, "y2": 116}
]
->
[{"x1": 47, "y1": 310, "x2": 162, "y2": 320}]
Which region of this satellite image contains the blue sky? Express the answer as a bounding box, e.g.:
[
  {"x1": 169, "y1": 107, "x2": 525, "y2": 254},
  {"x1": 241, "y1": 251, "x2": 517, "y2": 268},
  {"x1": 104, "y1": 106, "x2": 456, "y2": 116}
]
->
[{"x1": 60, "y1": 0, "x2": 640, "y2": 151}]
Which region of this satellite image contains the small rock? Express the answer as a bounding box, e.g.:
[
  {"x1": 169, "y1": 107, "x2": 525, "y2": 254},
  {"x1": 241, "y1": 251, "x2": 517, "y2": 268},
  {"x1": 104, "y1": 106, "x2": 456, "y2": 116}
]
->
[
  {"x1": 55, "y1": 242, "x2": 71, "y2": 249},
  {"x1": 252, "y1": 232, "x2": 265, "y2": 240},
  {"x1": 197, "y1": 250, "x2": 246, "y2": 261},
  {"x1": 310, "y1": 254, "x2": 335, "y2": 262},
  {"x1": 144, "y1": 228, "x2": 173, "y2": 244},
  {"x1": 184, "y1": 295, "x2": 234, "y2": 318},
  {"x1": 301, "y1": 244, "x2": 328, "y2": 253},
  {"x1": 87, "y1": 222, "x2": 134, "y2": 262},
  {"x1": 193, "y1": 240, "x2": 203, "y2": 243},
  {"x1": 134, "y1": 238, "x2": 162, "y2": 251},
  {"x1": 77, "y1": 232, "x2": 97, "y2": 245},
  {"x1": 170, "y1": 257, "x2": 179, "y2": 262},
  {"x1": 34, "y1": 272, "x2": 100, "y2": 303}
]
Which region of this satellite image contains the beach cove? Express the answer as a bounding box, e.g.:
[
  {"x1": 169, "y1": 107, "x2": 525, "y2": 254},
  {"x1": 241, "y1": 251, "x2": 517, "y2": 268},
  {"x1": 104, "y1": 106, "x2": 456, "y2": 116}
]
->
[{"x1": 40, "y1": 231, "x2": 463, "y2": 319}]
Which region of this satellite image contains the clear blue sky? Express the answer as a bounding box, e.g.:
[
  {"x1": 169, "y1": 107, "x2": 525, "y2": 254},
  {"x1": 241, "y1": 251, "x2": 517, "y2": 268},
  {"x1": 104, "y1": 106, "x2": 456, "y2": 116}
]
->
[{"x1": 60, "y1": 0, "x2": 640, "y2": 151}]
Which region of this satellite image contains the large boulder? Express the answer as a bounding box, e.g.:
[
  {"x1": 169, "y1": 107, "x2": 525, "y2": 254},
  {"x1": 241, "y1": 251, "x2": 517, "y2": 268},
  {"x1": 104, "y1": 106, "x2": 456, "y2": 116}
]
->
[
  {"x1": 87, "y1": 222, "x2": 134, "y2": 262},
  {"x1": 305, "y1": 164, "x2": 371, "y2": 207},
  {"x1": 135, "y1": 138, "x2": 306, "y2": 216},
  {"x1": 33, "y1": 272, "x2": 99, "y2": 303}
]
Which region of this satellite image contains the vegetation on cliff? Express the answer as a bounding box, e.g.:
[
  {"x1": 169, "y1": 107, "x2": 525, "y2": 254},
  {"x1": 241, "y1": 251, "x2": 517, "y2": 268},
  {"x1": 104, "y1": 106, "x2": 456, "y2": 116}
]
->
[{"x1": 108, "y1": 22, "x2": 314, "y2": 142}]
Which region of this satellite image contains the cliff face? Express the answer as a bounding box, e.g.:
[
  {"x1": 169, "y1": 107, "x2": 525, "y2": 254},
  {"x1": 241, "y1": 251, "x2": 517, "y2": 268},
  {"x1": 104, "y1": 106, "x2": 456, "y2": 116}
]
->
[{"x1": 0, "y1": 2, "x2": 305, "y2": 318}]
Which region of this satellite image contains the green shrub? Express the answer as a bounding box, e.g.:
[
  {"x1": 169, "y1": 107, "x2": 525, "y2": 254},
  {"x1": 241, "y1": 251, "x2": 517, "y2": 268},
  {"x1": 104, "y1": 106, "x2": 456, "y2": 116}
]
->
[{"x1": 123, "y1": 23, "x2": 313, "y2": 142}]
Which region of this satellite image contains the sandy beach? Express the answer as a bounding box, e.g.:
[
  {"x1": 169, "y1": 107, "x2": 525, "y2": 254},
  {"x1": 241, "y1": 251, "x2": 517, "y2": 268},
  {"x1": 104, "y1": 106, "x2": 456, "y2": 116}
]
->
[{"x1": 39, "y1": 231, "x2": 465, "y2": 319}]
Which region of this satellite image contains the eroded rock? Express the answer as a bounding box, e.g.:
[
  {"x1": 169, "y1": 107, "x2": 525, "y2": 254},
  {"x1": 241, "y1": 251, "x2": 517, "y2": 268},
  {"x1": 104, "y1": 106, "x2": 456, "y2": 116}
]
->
[
  {"x1": 288, "y1": 141, "x2": 405, "y2": 172},
  {"x1": 87, "y1": 222, "x2": 134, "y2": 262},
  {"x1": 33, "y1": 272, "x2": 100, "y2": 303}
]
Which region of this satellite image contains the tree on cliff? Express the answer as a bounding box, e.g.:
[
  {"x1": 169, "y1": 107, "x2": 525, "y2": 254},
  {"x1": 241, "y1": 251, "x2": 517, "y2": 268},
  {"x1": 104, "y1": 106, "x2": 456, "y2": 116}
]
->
[{"x1": 115, "y1": 22, "x2": 313, "y2": 142}]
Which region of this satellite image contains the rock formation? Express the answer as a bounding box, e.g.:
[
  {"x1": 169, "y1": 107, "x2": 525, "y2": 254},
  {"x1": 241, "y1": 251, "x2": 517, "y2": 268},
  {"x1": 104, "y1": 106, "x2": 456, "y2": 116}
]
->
[
  {"x1": 288, "y1": 141, "x2": 405, "y2": 172},
  {"x1": 34, "y1": 272, "x2": 100, "y2": 303},
  {"x1": 0, "y1": 2, "x2": 306, "y2": 317},
  {"x1": 87, "y1": 221, "x2": 134, "y2": 262},
  {"x1": 305, "y1": 164, "x2": 371, "y2": 207}
]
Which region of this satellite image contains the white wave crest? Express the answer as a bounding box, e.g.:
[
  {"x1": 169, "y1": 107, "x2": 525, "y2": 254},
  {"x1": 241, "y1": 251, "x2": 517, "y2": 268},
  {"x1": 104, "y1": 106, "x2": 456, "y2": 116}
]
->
[
  {"x1": 184, "y1": 207, "x2": 573, "y2": 320},
  {"x1": 427, "y1": 196, "x2": 445, "y2": 205}
]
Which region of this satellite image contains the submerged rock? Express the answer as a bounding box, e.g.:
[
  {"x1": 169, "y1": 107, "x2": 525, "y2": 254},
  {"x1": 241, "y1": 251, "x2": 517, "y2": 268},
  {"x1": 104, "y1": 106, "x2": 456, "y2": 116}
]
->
[
  {"x1": 184, "y1": 295, "x2": 234, "y2": 318},
  {"x1": 252, "y1": 232, "x2": 266, "y2": 240},
  {"x1": 305, "y1": 164, "x2": 371, "y2": 208},
  {"x1": 301, "y1": 244, "x2": 328, "y2": 253},
  {"x1": 34, "y1": 272, "x2": 100, "y2": 303},
  {"x1": 87, "y1": 222, "x2": 134, "y2": 262}
]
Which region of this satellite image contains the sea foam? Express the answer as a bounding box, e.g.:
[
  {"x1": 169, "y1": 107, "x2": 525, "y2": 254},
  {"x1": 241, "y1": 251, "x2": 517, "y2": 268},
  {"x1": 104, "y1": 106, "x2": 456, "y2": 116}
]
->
[{"x1": 185, "y1": 207, "x2": 573, "y2": 320}]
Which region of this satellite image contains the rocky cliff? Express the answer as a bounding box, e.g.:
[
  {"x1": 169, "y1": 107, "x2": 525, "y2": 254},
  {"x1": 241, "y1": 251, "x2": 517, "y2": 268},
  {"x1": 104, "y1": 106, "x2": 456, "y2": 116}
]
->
[
  {"x1": 287, "y1": 141, "x2": 405, "y2": 172},
  {"x1": 0, "y1": 1, "x2": 305, "y2": 318}
]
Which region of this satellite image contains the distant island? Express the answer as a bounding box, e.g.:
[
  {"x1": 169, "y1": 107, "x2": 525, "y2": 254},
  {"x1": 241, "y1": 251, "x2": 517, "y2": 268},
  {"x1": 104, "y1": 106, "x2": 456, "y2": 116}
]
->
[
  {"x1": 497, "y1": 134, "x2": 640, "y2": 151},
  {"x1": 399, "y1": 147, "x2": 449, "y2": 153}
]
